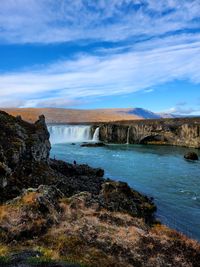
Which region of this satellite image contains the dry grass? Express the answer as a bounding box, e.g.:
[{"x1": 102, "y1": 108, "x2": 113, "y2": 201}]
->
[
  {"x1": 0, "y1": 191, "x2": 200, "y2": 266},
  {"x1": 21, "y1": 191, "x2": 38, "y2": 205},
  {"x1": 0, "y1": 244, "x2": 9, "y2": 257}
]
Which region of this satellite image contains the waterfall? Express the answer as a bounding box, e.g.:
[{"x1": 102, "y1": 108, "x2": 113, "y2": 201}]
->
[
  {"x1": 126, "y1": 126, "x2": 130, "y2": 144},
  {"x1": 48, "y1": 125, "x2": 92, "y2": 144},
  {"x1": 92, "y1": 127, "x2": 100, "y2": 142}
]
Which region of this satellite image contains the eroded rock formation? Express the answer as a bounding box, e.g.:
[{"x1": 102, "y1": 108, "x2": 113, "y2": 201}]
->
[{"x1": 96, "y1": 118, "x2": 200, "y2": 148}]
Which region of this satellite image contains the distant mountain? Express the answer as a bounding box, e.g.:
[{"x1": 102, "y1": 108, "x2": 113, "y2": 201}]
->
[
  {"x1": 2, "y1": 107, "x2": 179, "y2": 123},
  {"x1": 125, "y1": 108, "x2": 162, "y2": 119},
  {"x1": 158, "y1": 113, "x2": 183, "y2": 118}
]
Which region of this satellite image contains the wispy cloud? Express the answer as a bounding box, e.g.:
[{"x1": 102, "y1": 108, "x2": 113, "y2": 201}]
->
[
  {"x1": 0, "y1": 0, "x2": 200, "y2": 44},
  {"x1": 167, "y1": 107, "x2": 196, "y2": 114},
  {"x1": 0, "y1": 38, "x2": 200, "y2": 107},
  {"x1": 164, "y1": 101, "x2": 200, "y2": 115},
  {"x1": 0, "y1": 1, "x2": 200, "y2": 109}
]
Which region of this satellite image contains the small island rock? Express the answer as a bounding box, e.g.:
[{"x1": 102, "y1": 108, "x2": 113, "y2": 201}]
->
[{"x1": 184, "y1": 152, "x2": 199, "y2": 160}]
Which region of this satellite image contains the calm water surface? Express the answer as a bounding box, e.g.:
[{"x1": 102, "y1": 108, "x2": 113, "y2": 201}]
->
[{"x1": 51, "y1": 143, "x2": 200, "y2": 241}]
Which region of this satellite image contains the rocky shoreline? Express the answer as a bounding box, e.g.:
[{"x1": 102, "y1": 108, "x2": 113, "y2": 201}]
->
[
  {"x1": 91, "y1": 117, "x2": 200, "y2": 148},
  {"x1": 0, "y1": 111, "x2": 200, "y2": 267}
]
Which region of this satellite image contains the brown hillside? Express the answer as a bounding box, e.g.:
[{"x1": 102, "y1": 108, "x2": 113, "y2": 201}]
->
[{"x1": 3, "y1": 108, "x2": 141, "y2": 123}]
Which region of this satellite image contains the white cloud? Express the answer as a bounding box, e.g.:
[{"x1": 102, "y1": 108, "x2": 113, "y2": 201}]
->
[
  {"x1": 165, "y1": 106, "x2": 200, "y2": 115},
  {"x1": 0, "y1": 0, "x2": 200, "y2": 44},
  {"x1": 0, "y1": 1, "x2": 200, "y2": 108},
  {"x1": 144, "y1": 89, "x2": 154, "y2": 93},
  {"x1": 23, "y1": 98, "x2": 82, "y2": 108},
  {"x1": 0, "y1": 38, "x2": 200, "y2": 107}
]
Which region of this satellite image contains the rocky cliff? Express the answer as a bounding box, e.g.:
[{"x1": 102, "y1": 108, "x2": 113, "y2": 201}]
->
[
  {"x1": 0, "y1": 111, "x2": 105, "y2": 202},
  {"x1": 0, "y1": 111, "x2": 200, "y2": 267},
  {"x1": 96, "y1": 118, "x2": 200, "y2": 148}
]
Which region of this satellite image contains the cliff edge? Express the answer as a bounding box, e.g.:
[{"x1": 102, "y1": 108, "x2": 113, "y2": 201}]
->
[{"x1": 96, "y1": 118, "x2": 200, "y2": 148}]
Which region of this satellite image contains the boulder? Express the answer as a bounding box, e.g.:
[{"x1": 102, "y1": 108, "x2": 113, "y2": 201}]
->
[
  {"x1": 184, "y1": 152, "x2": 199, "y2": 160},
  {"x1": 94, "y1": 181, "x2": 156, "y2": 222}
]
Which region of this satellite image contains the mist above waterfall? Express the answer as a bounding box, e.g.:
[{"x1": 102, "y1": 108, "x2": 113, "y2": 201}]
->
[{"x1": 48, "y1": 125, "x2": 95, "y2": 144}]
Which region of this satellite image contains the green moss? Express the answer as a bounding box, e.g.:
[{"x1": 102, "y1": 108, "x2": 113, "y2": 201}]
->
[{"x1": 0, "y1": 255, "x2": 11, "y2": 264}]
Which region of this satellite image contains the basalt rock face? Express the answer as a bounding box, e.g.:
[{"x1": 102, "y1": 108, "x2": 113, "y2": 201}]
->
[
  {"x1": 0, "y1": 111, "x2": 52, "y2": 202},
  {"x1": 0, "y1": 112, "x2": 50, "y2": 167},
  {"x1": 98, "y1": 118, "x2": 200, "y2": 148}
]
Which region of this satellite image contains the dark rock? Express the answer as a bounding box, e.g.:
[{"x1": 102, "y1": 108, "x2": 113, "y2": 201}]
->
[
  {"x1": 0, "y1": 111, "x2": 51, "y2": 202},
  {"x1": 9, "y1": 250, "x2": 42, "y2": 264},
  {"x1": 50, "y1": 159, "x2": 104, "y2": 178},
  {"x1": 98, "y1": 181, "x2": 156, "y2": 222},
  {"x1": 0, "y1": 162, "x2": 11, "y2": 189},
  {"x1": 50, "y1": 159, "x2": 105, "y2": 196},
  {"x1": 81, "y1": 142, "x2": 106, "y2": 147},
  {"x1": 0, "y1": 111, "x2": 50, "y2": 167},
  {"x1": 184, "y1": 152, "x2": 199, "y2": 160}
]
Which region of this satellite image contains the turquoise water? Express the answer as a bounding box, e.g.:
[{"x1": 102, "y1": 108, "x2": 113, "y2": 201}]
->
[{"x1": 51, "y1": 143, "x2": 200, "y2": 241}]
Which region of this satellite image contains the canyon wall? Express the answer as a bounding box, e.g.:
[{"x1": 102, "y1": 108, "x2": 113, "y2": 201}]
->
[{"x1": 96, "y1": 118, "x2": 200, "y2": 148}]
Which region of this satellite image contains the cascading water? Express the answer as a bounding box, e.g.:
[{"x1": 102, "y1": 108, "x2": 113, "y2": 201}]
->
[
  {"x1": 92, "y1": 127, "x2": 100, "y2": 142},
  {"x1": 126, "y1": 126, "x2": 130, "y2": 144},
  {"x1": 48, "y1": 125, "x2": 93, "y2": 144}
]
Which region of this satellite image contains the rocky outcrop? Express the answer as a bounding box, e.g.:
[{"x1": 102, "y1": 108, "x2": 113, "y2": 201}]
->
[
  {"x1": 0, "y1": 186, "x2": 200, "y2": 267},
  {"x1": 0, "y1": 112, "x2": 50, "y2": 168},
  {"x1": 50, "y1": 159, "x2": 105, "y2": 196},
  {"x1": 97, "y1": 117, "x2": 200, "y2": 148},
  {"x1": 0, "y1": 111, "x2": 106, "y2": 202},
  {"x1": 0, "y1": 111, "x2": 52, "y2": 202},
  {"x1": 0, "y1": 185, "x2": 63, "y2": 242},
  {"x1": 98, "y1": 181, "x2": 156, "y2": 222},
  {"x1": 184, "y1": 152, "x2": 199, "y2": 160}
]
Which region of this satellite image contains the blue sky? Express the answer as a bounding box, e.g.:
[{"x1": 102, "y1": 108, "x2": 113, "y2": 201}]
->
[{"x1": 0, "y1": 0, "x2": 200, "y2": 114}]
